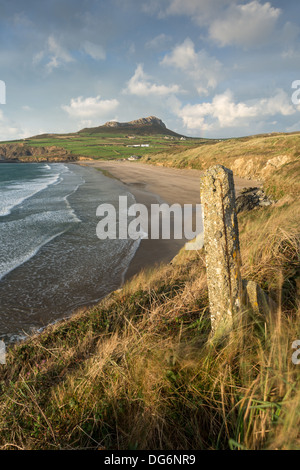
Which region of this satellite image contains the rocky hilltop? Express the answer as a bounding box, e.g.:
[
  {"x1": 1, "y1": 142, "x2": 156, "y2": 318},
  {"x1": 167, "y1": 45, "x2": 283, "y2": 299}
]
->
[{"x1": 103, "y1": 116, "x2": 167, "y2": 128}]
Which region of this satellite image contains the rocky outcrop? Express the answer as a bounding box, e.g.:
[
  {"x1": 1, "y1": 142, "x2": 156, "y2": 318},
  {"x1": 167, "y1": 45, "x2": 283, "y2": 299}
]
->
[
  {"x1": 232, "y1": 154, "x2": 293, "y2": 180},
  {"x1": 260, "y1": 155, "x2": 292, "y2": 178},
  {"x1": 104, "y1": 116, "x2": 166, "y2": 128},
  {"x1": 0, "y1": 143, "x2": 78, "y2": 162},
  {"x1": 236, "y1": 187, "x2": 274, "y2": 213}
]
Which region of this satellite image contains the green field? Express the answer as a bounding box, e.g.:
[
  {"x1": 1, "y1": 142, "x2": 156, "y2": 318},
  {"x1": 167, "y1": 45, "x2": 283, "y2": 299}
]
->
[{"x1": 0, "y1": 132, "x2": 213, "y2": 160}]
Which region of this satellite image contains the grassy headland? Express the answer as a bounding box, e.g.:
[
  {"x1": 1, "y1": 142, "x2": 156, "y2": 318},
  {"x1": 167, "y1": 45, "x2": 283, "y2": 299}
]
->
[
  {"x1": 140, "y1": 132, "x2": 300, "y2": 200},
  {"x1": 0, "y1": 124, "x2": 299, "y2": 450}
]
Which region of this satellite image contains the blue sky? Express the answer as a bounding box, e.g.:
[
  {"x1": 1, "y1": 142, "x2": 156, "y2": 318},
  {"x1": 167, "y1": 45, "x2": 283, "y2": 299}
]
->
[{"x1": 1, "y1": 0, "x2": 300, "y2": 139}]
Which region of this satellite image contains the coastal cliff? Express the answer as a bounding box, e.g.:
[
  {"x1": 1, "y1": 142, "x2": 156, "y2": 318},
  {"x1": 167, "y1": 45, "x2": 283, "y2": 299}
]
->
[{"x1": 0, "y1": 143, "x2": 79, "y2": 162}]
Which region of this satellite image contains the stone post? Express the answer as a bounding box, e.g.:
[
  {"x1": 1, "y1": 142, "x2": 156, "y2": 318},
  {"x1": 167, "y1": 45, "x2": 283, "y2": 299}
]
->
[{"x1": 201, "y1": 165, "x2": 242, "y2": 335}]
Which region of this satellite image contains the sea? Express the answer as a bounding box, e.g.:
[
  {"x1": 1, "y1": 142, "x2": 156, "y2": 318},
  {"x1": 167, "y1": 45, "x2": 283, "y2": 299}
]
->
[{"x1": 0, "y1": 162, "x2": 139, "y2": 343}]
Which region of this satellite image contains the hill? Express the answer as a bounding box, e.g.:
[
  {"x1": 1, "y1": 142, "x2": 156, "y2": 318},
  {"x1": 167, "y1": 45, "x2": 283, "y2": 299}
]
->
[{"x1": 78, "y1": 116, "x2": 185, "y2": 138}]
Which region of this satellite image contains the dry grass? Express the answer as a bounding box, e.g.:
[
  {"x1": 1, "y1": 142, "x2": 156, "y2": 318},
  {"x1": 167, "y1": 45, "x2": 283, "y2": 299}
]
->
[{"x1": 239, "y1": 200, "x2": 300, "y2": 309}]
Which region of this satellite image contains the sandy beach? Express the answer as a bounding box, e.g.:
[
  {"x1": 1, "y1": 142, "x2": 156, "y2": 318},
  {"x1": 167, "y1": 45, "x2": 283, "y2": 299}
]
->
[{"x1": 80, "y1": 160, "x2": 261, "y2": 280}]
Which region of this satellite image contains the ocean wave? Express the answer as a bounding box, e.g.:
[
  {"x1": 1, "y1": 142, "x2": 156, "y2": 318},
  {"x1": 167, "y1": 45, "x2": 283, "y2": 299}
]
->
[
  {"x1": 0, "y1": 230, "x2": 66, "y2": 281},
  {"x1": 0, "y1": 173, "x2": 60, "y2": 217},
  {"x1": 0, "y1": 208, "x2": 80, "y2": 281}
]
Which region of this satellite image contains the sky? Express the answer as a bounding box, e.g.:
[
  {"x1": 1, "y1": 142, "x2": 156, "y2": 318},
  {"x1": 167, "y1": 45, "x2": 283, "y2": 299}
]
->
[{"x1": 1, "y1": 0, "x2": 300, "y2": 140}]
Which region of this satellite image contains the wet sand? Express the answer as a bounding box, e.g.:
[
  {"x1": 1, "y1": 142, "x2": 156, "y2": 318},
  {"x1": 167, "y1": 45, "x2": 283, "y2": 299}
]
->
[{"x1": 80, "y1": 160, "x2": 261, "y2": 280}]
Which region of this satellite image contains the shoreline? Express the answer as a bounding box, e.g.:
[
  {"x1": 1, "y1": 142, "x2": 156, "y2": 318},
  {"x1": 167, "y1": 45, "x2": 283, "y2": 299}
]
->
[
  {"x1": 78, "y1": 160, "x2": 261, "y2": 281},
  {"x1": 0, "y1": 162, "x2": 139, "y2": 343}
]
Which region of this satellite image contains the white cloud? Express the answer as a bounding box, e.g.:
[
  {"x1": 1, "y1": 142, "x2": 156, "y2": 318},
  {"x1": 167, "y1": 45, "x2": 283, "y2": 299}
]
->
[
  {"x1": 145, "y1": 1, "x2": 290, "y2": 49},
  {"x1": 124, "y1": 64, "x2": 181, "y2": 96},
  {"x1": 161, "y1": 38, "x2": 222, "y2": 93},
  {"x1": 161, "y1": 38, "x2": 198, "y2": 70},
  {"x1": 145, "y1": 33, "x2": 172, "y2": 49},
  {"x1": 46, "y1": 36, "x2": 74, "y2": 72},
  {"x1": 82, "y1": 40, "x2": 106, "y2": 60},
  {"x1": 76, "y1": 119, "x2": 95, "y2": 130},
  {"x1": 62, "y1": 95, "x2": 119, "y2": 118},
  {"x1": 177, "y1": 89, "x2": 295, "y2": 131},
  {"x1": 34, "y1": 36, "x2": 74, "y2": 72},
  {"x1": 209, "y1": 1, "x2": 281, "y2": 47},
  {"x1": 0, "y1": 110, "x2": 28, "y2": 141}
]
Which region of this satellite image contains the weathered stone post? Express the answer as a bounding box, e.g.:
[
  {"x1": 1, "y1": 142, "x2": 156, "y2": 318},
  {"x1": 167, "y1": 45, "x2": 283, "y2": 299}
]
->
[{"x1": 201, "y1": 165, "x2": 243, "y2": 336}]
